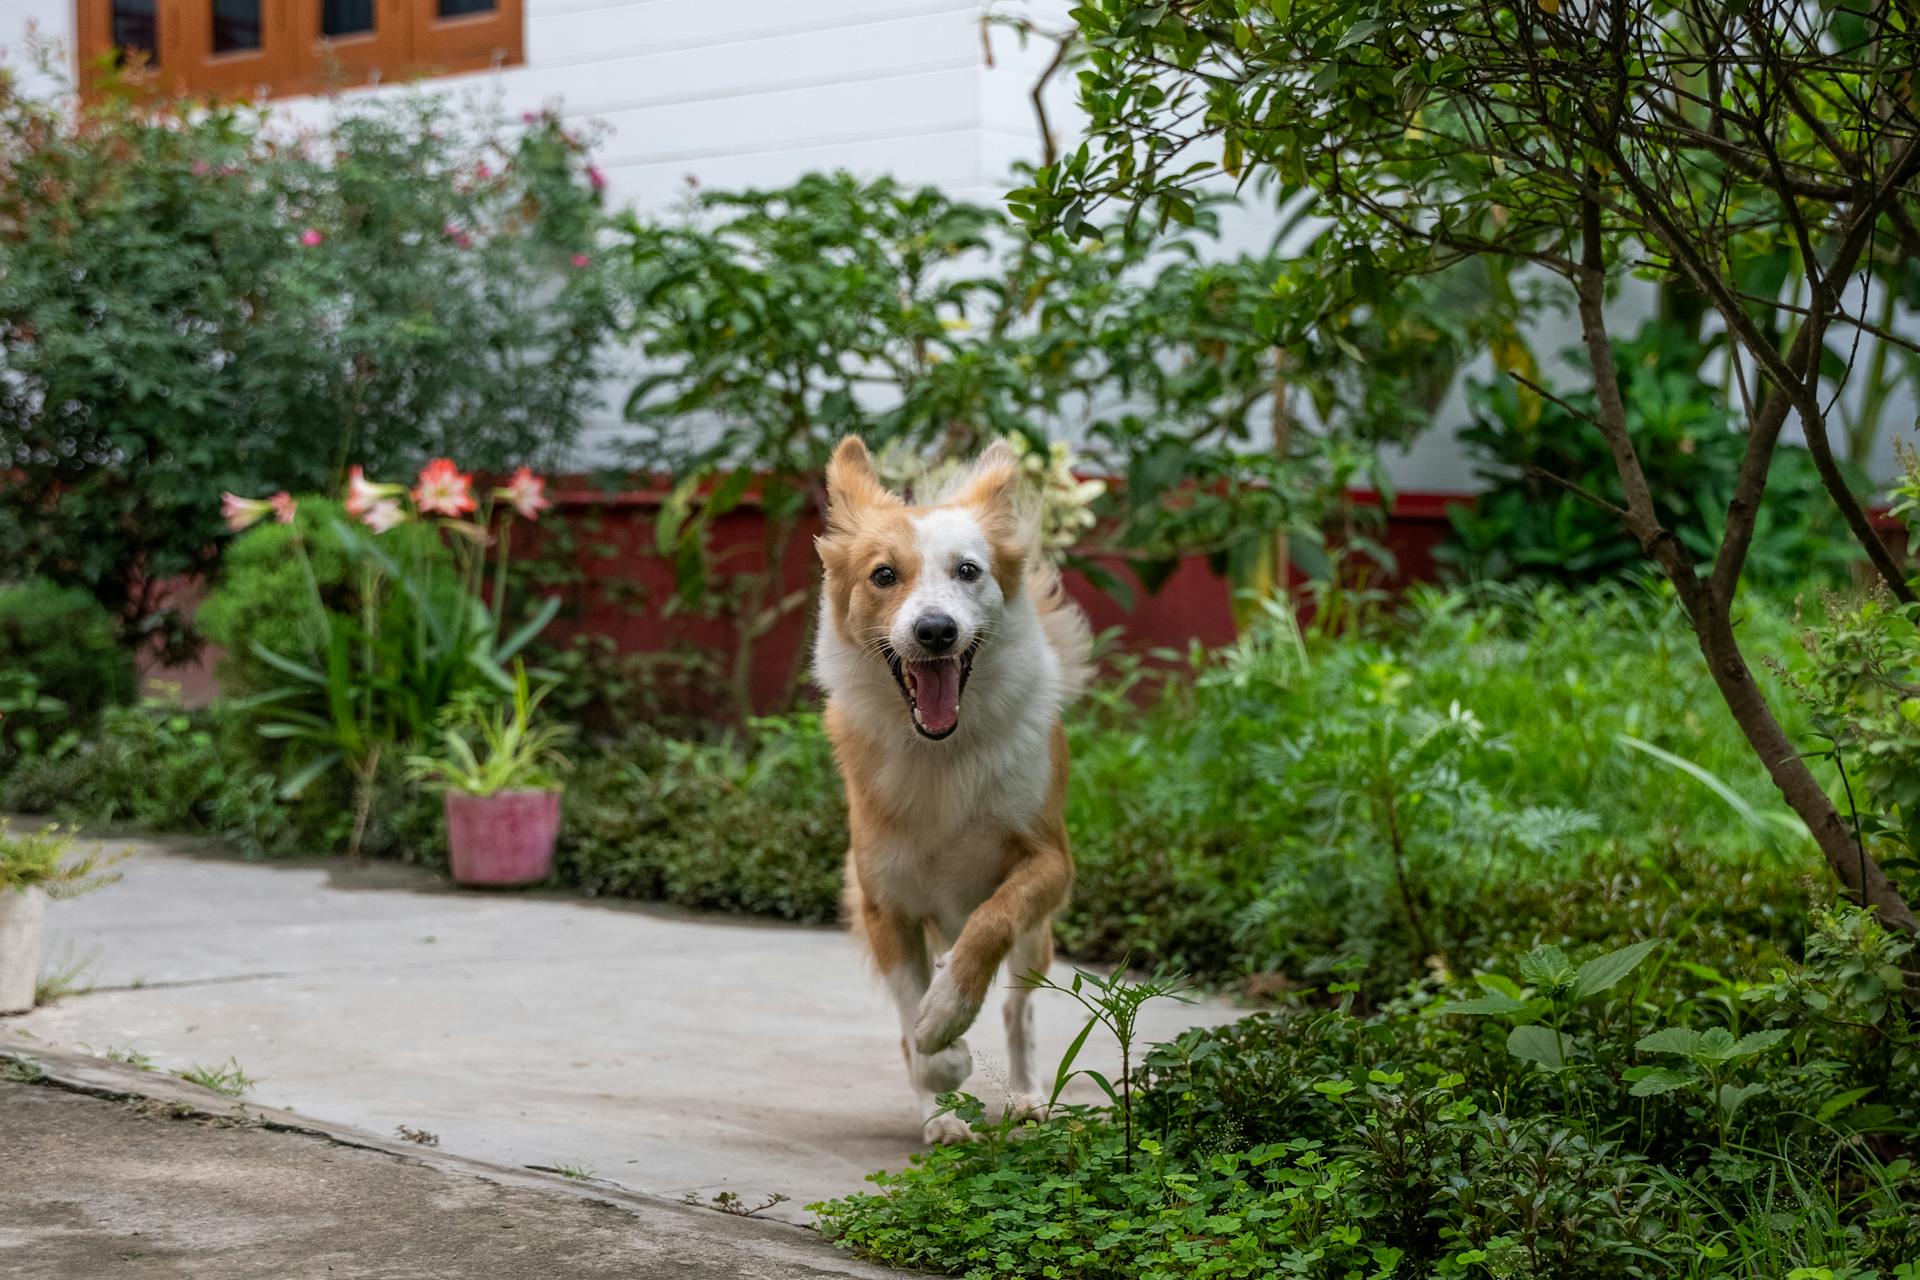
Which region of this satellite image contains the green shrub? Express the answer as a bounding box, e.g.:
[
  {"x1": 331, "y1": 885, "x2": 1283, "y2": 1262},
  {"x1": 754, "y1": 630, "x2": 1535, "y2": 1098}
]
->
[
  {"x1": 0, "y1": 700, "x2": 440, "y2": 861},
  {"x1": 0, "y1": 83, "x2": 611, "y2": 648},
  {"x1": 0, "y1": 578, "x2": 135, "y2": 753},
  {"x1": 556, "y1": 716, "x2": 845, "y2": 921},
  {"x1": 818, "y1": 910, "x2": 1919, "y2": 1279},
  {"x1": 1058, "y1": 581, "x2": 1813, "y2": 991},
  {"x1": 1441, "y1": 323, "x2": 1854, "y2": 588}
]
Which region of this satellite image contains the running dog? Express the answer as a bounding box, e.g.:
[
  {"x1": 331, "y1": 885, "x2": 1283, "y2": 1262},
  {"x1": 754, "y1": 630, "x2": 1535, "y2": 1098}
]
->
[{"x1": 813, "y1": 436, "x2": 1091, "y2": 1144}]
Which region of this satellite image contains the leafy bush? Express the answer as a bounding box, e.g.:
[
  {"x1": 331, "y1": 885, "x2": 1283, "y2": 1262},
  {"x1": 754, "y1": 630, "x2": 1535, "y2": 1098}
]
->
[
  {"x1": 0, "y1": 701, "x2": 440, "y2": 861},
  {"x1": 556, "y1": 716, "x2": 845, "y2": 921},
  {"x1": 1059, "y1": 581, "x2": 1812, "y2": 990},
  {"x1": 0, "y1": 578, "x2": 135, "y2": 752},
  {"x1": 818, "y1": 912, "x2": 1919, "y2": 1279},
  {"x1": 0, "y1": 82, "x2": 610, "y2": 648},
  {"x1": 1442, "y1": 324, "x2": 1853, "y2": 587}
]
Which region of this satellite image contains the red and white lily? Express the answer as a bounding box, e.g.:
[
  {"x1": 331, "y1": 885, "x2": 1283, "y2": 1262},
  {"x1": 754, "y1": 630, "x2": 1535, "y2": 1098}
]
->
[
  {"x1": 413, "y1": 458, "x2": 477, "y2": 517},
  {"x1": 498, "y1": 467, "x2": 550, "y2": 521},
  {"x1": 345, "y1": 465, "x2": 405, "y2": 517},
  {"x1": 220, "y1": 492, "x2": 276, "y2": 532}
]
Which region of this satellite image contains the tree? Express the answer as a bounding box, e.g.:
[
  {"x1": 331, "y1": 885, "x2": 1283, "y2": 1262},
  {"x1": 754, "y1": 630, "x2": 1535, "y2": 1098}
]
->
[
  {"x1": 0, "y1": 84, "x2": 609, "y2": 654},
  {"x1": 1013, "y1": 0, "x2": 1920, "y2": 930}
]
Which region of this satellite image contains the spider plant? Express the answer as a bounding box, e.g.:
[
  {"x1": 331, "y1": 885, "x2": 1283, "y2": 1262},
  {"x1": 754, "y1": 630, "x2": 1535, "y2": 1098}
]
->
[{"x1": 405, "y1": 662, "x2": 573, "y2": 796}]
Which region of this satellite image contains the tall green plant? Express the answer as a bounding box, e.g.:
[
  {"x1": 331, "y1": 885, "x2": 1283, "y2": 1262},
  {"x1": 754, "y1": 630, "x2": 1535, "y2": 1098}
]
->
[{"x1": 226, "y1": 464, "x2": 560, "y2": 856}]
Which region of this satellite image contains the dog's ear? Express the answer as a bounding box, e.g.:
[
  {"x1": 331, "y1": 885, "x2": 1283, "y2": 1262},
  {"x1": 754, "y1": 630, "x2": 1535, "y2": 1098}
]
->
[
  {"x1": 956, "y1": 439, "x2": 1022, "y2": 539},
  {"x1": 824, "y1": 436, "x2": 899, "y2": 532}
]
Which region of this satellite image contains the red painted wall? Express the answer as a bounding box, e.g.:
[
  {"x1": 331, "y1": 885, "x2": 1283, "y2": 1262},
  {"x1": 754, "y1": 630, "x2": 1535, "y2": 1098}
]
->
[{"x1": 529, "y1": 482, "x2": 1471, "y2": 715}]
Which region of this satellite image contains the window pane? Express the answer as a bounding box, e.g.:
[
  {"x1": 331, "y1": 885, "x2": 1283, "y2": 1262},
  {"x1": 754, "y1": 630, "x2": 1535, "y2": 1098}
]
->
[
  {"x1": 111, "y1": 0, "x2": 158, "y2": 64},
  {"x1": 211, "y1": 0, "x2": 261, "y2": 52},
  {"x1": 321, "y1": 0, "x2": 374, "y2": 37},
  {"x1": 437, "y1": 0, "x2": 496, "y2": 16}
]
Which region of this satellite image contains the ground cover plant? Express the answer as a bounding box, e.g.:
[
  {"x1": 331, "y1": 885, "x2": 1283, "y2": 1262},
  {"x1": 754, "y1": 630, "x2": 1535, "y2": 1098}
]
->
[{"x1": 816, "y1": 909, "x2": 1919, "y2": 1277}]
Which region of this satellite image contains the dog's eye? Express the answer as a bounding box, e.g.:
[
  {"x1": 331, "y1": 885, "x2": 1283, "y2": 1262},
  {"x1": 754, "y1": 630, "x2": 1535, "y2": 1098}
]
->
[
  {"x1": 869, "y1": 565, "x2": 897, "y2": 588},
  {"x1": 955, "y1": 561, "x2": 981, "y2": 583}
]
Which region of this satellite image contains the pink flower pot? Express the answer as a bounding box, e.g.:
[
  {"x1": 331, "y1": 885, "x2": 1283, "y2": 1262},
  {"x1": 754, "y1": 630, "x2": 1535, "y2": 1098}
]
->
[{"x1": 444, "y1": 789, "x2": 562, "y2": 887}]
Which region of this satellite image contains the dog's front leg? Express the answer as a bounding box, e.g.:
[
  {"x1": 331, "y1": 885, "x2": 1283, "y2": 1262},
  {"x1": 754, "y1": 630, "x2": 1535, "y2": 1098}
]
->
[
  {"x1": 915, "y1": 836, "x2": 1071, "y2": 1057},
  {"x1": 865, "y1": 898, "x2": 975, "y2": 1144}
]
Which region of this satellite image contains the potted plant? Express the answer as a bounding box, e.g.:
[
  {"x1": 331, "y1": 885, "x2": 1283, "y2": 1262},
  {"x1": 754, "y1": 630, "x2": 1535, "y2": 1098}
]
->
[
  {"x1": 406, "y1": 663, "x2": 572, "y2": 887},
  {"x1": 1, "y1": 822, "x2": 123, "y2": 1014}
]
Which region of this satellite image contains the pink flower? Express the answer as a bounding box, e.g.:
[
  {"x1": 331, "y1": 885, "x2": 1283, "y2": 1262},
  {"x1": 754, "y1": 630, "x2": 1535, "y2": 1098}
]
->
[
  {"x1": 570, "y1": 253, "x2": 591, "y2": 269},
  {"x1": 270, "y1": 491, "x2": 297, "y2": 525},
  {"x1": 300, "y1": 228, "x2": 323, "y2": 247},
  {"x1": 586, "y1": 165, "x2": 606, "y2": 191},
  {"x1": 361, "y1": 498, "x2": 407, "y2": 534},
  {"x1": 344, "y1": 465, "x2": 406, "y2": 516},
  {"x1": 521, "y1": 109, "x2": 539, "y2": 124},
  {"x1": 190, "y1": 160, "x2": 211, "y2": 177},
  {"x1": 220, "y1": 492, "x2": 273, "y2": 533},
  {"x1": 497, "y1": 467, "x2": 550, "y2": 521},
  {"x1": 413, "y1": 458, "x2": 477, "y2": 517},
  {"x1": 475, "y1": 161, "x2": 492, "y2": 180}
]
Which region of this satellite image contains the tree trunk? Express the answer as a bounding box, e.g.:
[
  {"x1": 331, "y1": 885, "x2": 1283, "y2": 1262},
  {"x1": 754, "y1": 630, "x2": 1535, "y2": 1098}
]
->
[{"x1": 1670, "y1": 577, "x2": 1919, "y2": 933}]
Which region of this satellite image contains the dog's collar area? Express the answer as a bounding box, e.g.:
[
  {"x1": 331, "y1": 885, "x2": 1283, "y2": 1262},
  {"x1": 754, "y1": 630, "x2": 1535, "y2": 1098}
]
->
[{"x1": 883, "y1": 640, "x2": 979, "y2": 740}]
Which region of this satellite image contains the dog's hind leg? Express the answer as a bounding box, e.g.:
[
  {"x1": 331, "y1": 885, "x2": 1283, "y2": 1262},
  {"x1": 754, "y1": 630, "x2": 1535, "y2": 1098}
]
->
[
  {"x1": 865, "y1": 897, "x2": 974, "y2": 1145},
  {"x1": 1001, "y1": 921, "x2": 1053, "y2": 1122}
]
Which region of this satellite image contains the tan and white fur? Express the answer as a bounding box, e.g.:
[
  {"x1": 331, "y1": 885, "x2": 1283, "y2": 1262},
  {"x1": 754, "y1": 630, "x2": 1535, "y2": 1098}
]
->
[{"x1": 813, "y1": 436, "x2": 1091, "y2": 1144}]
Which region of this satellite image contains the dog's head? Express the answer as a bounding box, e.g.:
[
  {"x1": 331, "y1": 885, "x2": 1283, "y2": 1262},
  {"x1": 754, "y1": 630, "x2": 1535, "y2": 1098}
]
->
[{"x1": 816, "y1": 436, "x2": 1031, "y2": 741}]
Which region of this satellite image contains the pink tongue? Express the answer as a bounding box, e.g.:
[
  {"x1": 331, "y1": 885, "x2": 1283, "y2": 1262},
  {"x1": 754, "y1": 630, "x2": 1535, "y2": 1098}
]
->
[{"x1": 909, "y1": 660, "x2": 961, "y2": 733}]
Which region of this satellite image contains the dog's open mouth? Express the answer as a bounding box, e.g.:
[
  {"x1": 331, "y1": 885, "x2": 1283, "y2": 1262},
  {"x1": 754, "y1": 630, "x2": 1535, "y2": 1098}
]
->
[{"x1": 884, "y1": 642, "x2": 979, "y2": 740}]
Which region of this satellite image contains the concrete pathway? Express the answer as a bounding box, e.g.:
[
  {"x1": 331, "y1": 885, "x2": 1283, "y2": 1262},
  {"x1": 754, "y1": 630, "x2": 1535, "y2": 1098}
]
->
[
  {"x1": 5, "y1": 834, "x2": 1242, "y2": 1223},
  {"x1": 2, "y1": 1065, "x2": 893, "y2": 1278}
]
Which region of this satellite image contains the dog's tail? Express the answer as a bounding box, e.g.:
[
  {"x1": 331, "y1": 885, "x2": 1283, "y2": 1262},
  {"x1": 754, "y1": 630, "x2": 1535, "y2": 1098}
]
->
[{"x1": 1027, "y1": 561, "x2": 1093, "y2": 703}]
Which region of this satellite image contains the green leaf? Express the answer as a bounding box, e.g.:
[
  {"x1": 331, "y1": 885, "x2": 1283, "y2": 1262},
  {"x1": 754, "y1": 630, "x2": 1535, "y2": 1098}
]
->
[
  {"x1": 1626, "y1": 1066, "x2": 1692, "y2": 1097},
  {"x1": 1505, "y1": 1024, "x2": 1565, "y2": 1071},
  {"x1": 1430, "y1": 991, "x2": 1528, "y2": 1018},
  {"x1": 247, "y1": 641, "x2": 327, "y2": 686},
  {"x1": 1517, "y1": 944, "x2": 1574, "y2": 989},
  {"x1": 1728, "y1": 1028, "x2": 1790, "y2": 1059},
  {"x1": 277, "y1": 751, "x2": 342, "y2": 799},
  {"x1": 1695, "y1": 1027, "x2": 1739, "y2": 1063},
  {"x1": 1636, "y1": 1026, "x2": 1704, "y2": 1057},
  {"x1": 1571, "y1": 938, "x2": 1660, "y2": 1000},
  {"x1": 1049, "y1": 1013, "x2": 1101, "y2": 1109},
  {"x1": 1718, "y1": 1081, "x2": 1766, "y2": 1117},
  {"x1": 1336, "y1": 17, "x2": 1383, "y2": 50},
  {"x1": 494, "y1": 594, "x2": 562, "y2": 663},
  {"x1": 1616, "y1": 734, "x2": 1790, "y2": 853}
]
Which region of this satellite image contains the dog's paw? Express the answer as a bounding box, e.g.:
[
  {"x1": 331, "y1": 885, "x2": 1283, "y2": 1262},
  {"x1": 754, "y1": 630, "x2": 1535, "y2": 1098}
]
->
[
  {"x1": 911, "y1": 1038, "x2": 973, "y2": 1094},
  {"x1": 922, "y1": 1111, "x2": 975, "y2": 1146},
  {"x1": 914, "y1": 968, "x2": 982, "y2": 1057},
  {"x1": 1006, "y1": 1092, "x2": 1050, "y2": 1124}
]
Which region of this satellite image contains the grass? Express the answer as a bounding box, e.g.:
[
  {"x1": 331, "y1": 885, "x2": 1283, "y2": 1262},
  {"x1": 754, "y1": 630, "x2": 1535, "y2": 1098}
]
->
[
  {"x1": 174, "y1": 1058, "x2": 255, "y2": 1097},
  {"x1": 104, "y1": 1045, "x2": 156, "y2": 1071},
  {"x1": 32, "y1": 953, "x2": 94, "y2": 1006},
  {"x1": 0, "y1": 1054, "x2": 46, "y2": 1084}
]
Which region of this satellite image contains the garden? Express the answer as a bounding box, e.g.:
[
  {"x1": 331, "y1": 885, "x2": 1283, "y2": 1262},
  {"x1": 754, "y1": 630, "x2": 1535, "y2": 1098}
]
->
[{"x1": 4, "y1": 1, "x2": 1920, "y2": 1276}]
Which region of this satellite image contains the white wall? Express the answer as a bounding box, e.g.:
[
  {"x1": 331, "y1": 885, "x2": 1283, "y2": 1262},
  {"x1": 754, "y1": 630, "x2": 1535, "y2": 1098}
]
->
[{"x1": 7, "y1": 0, "x2": 1912, "y2": 488}]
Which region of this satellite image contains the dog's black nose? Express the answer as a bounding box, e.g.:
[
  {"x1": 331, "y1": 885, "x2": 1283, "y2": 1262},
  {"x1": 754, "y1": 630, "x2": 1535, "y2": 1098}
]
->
[{"x1": 914, "y1": 613, "x2": 959, "y2": 654}]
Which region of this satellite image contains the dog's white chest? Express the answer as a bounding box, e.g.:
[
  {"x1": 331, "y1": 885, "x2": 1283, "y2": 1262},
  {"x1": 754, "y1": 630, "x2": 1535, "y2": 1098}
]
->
[{"x1": 863, "y1": 731, "x2": 1052, "y2": 924}]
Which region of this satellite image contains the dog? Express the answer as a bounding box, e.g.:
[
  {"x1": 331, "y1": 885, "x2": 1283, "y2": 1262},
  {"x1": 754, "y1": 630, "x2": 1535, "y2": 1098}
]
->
[{"x1": 813, "y1": 435, "x2": 1091, "y2": 1144}]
